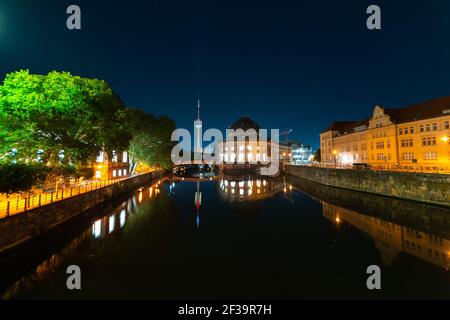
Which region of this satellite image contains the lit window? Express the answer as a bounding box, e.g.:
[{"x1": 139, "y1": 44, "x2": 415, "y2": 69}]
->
[
  {"x1": 96, "y1": 151, "x2": 104, "y2": 163},
  {"x1": 113, "y1": 170, "x2": 117, "y2": 177},
  {"x1": 118, "y1": 170, "x2": 122, "y2": 177},
  {"x1": 123, "y1": 169, "x2": 127, "y2": 176},
  {"x1": 123, "y1": 151, "x2": 128, "y2": 163},
  {"x1": 95, "y1": 171, "x2": 102, "y2": 179},
  {"x1": 112, "y1": 151, "x2": 118, "y2": 163}
]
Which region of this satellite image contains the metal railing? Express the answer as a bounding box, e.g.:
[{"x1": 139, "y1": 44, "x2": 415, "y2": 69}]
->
[{"x1": 0, "y1": 178, "x2": 127, "y2": 219}]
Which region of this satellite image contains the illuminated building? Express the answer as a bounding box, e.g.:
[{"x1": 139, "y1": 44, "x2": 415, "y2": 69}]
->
[
  {"x1": 320, "y1": 96, "x2": 450, "y2": 172},
  {"x1": 289, "y1": 142, "x2": 313, "y2": 165},
  {"x1": 94, "y1": 150, "x2": 129, "y2": 180},
  {"x1": 217, "y1": 116, "x2": 290, "y2": 167}
]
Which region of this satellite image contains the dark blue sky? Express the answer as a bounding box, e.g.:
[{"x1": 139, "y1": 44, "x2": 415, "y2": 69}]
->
[{"x1": 1, "y1": 0, "x2": 450, "y2": 148}]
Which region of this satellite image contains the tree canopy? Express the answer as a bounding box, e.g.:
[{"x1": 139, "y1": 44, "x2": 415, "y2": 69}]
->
[
  {"x1": 0, "y1": 70, "x2": 130, "y2": 165},
  {"x1": 127, "y1": 108, "x2": 176, "y2": 170},
  {"x1": 0, "y1": 70, "x2": 176, "y2": 194}
]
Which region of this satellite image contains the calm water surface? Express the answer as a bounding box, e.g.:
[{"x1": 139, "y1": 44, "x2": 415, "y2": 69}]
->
[{"x1": 0, "y1": 175, "x2": 449, "y2": 299}]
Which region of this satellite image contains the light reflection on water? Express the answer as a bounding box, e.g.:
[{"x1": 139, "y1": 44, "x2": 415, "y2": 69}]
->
[{"x1": 0, "y1": 175, "x2": 448, "y2": 299}]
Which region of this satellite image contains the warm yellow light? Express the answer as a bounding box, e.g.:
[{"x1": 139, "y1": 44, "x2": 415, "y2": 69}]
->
[
  {"x1": 441, "y1": 136, "x2": 449, "y2": 142},
  {"x1": 283, "y1": 153, "x2": 286, "y2": 156},
  {"x1": 333, "y1": 150, "x2": 338, "y2": 155},
  {"x1": 335, "y1": 216, "x2": 340, "y2": 223},
  {"x1": 283, "y1": 188, "x2": 287, "y2": 193},
  {"x1": 97, "y1": 165, "x2": 103, "y2": 169},
  {"x1": 289, "y1": 185, "x2": 292, "y2": 190}
]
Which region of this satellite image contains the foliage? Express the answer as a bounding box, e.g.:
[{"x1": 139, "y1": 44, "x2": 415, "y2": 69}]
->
[
  {"x1": 0, "y1": 162, "x2": 50, "y2": 195},
  {"x1": 127, "y1": 108, "x2": 176, "y2": 170},
  {"x1": 313, "y1": 148, "x2": 321, "y2": 162},
  {"x1": 0, "y1": 70, "x2": 130, "y2": 165}
]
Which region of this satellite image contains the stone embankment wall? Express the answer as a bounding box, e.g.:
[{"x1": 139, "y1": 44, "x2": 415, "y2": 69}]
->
[
  {"x1": 0, "y1": 170, "x2": 166, "y2": 254},
  {"x1": 284, "y1": 165, "x2": 449, "y2": 207}
]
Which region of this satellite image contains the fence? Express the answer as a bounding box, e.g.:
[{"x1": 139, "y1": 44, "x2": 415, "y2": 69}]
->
[{"x1": 0, "y1": 178, "x2": 127, "y2": 219}]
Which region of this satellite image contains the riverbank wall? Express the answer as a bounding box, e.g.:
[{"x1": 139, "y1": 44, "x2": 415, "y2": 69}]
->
[
  {"x1": 0, "y1": 170, "x2": 167, "y2": 254},
  {"x1": 283, "y1": 165, "x2": 449, "y2": 207}
]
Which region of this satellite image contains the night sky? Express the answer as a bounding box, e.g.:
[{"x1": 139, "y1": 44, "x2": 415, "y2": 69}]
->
[{"x1": 1, "y1": 0, "x2": 450, "y2": 148}]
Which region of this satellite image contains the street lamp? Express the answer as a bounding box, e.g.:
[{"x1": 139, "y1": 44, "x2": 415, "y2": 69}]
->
[{"x1": 441, "y1": 135, "x2": 449, "y2": 143}]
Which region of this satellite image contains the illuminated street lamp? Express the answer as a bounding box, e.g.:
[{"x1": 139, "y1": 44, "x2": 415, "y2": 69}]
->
[{"x1": 441, "y1": 135, "x2": 449, "y2": 143}]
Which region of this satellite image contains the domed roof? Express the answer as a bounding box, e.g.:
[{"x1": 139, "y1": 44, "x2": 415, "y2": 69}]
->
[{"x1": 229, "y1": 116, "x2": 260, "y2": 131}]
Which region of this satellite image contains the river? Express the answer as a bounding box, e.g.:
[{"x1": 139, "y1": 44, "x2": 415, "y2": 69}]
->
[{"x1": 0, "y1": 174, "x2": 448, "y2": 299}]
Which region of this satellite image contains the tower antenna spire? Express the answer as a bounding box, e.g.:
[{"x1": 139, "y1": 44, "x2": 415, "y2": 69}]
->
[{"x1": 197, "y1": 99, "x2": 200, "y2": 120}]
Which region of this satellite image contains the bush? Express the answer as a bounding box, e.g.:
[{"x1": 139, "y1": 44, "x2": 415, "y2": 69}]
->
[{"x1": 0, "y1": 162, "x2": 50, "y2": 195}]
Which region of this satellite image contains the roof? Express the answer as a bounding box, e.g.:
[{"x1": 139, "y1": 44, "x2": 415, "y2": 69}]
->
[
  {"x1": 229, "y1": 116, "x2": 260, "y2": 131},
  {"x1": 322, "y1": 96, "x2": 450, "y2": 135},
  {"x1": 321, "y1": 119, "x2": 369, "y2": 134},
  {"x1": 385, "y1": 96, "x2": 450, "y2": 124}
]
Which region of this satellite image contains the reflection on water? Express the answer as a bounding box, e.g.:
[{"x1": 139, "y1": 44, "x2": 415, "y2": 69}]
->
[
  {"x1": 218, "y1": 176, "x2": 284, "y2": 202},
  {"x1": 322, "y1": 202, "x2": 449, "y2": 270},
  {"x1": 0, "y1": 175, "x2": 448, "y2": 299},
  {"x1": 1, "y1": 181, "x2": 163, "y2": 299}
]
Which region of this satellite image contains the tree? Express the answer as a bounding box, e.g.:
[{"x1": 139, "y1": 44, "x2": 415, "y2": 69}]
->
[
  {"x1": 0, "y1": 70, "x2": 130, "y2": 167},
  {"x1": 313, "y1": 148, "x2": 321, "y2": 162},
  {"x1": 0, "y1": 162, "x2": 50, "y2": 196},
  {"x1": 127, "y1": 108, "x2": 176, "y2": 171}
]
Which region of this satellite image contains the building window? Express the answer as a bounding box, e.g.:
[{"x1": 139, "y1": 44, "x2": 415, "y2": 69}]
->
[
  {"x1": 419, "y1": 125, "x2": 424, "y2": 132},
  {"x1": 95, "y1": 171, "x2": 102, "y2": 179},
  {"x1": 404, "y1": 128, "x2": 408, "y2": 134},
  {"x1": 387, "y1": 140, "x2": 391, "y2": 148},
  {"x1": 424, "y1": 152, "x2": 438, "y2": 160},
  {"x1": 444, "y1": 121, "x2": 449, "y2": 129},
  {"x1": 112, "y1": 151, "x2": 118, "y2": 163},
  {"x1": 96, "y1": 151, "x2": 104, "y2": 163},
  {"x1": 123, "y1": 152, "x2": 128, "y2": 163},
  {"x1": 399, "y1": 128, "x2": 403, "y2": 135},
  {"x1": 410, "y1": 127, "x2": 414, "y2": 134},
  {"x1": 123, "y1": 169, "x2": 127, "y2": 176},
  {"x1": 118, "y1": 170, "x2": 122, "y2": 177},
  {"x1": 401, "y1": 139, "x2": 413, "y2": 147},
  {"x1": 432, "y1": 123, "x2": 438, "y2": 131},
  {"x1": 422, "y1": 137, "x2": 436, "y2": 146},
  {"x1": 113, "y1": 170, "x2": 117, "y2": 177},
  {"x1": 426, "y1": 124, "x2": 431, "y2": 132},
  {"x1": 402, "y1": 152, "x2": 414, "y2": 160}
]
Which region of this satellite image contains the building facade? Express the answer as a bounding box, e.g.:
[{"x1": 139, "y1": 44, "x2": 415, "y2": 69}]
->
[
  {"x1": 290, "y1": 143, "x2": 313, "y2": 165},
  {"x1": 216, "y1": 116, "x2": 291, "y2": 166},
  {"x1": 320, "y1": 97, "x2": 450, "y2": 172},
  {"x1": 94, "y1": 150, "x2": 129, "y2": 180}
]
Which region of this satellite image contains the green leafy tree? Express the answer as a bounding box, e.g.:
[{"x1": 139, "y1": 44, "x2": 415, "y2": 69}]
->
[
  {"x1": 0, "y1": 162, "x2": 50, "y2": 195},
  {"x1": 313, "y1": 148, "x2": 321, "y2": 162},
  {"x1": 127, "y1": 108, "x2": 176, "y2": 171},
  {"x1": 0, "y1": 70, "x2": 130, "y2": 167}
]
